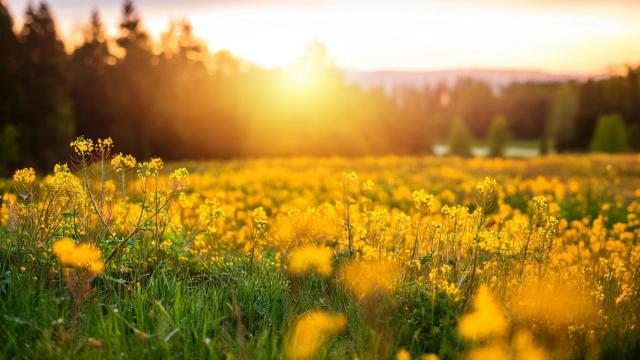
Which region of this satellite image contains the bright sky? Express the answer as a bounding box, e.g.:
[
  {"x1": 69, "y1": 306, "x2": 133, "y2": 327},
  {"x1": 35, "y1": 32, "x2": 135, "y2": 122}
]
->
[{"x1": 7, "y1": 0, "x2": 640, "y2": 73}]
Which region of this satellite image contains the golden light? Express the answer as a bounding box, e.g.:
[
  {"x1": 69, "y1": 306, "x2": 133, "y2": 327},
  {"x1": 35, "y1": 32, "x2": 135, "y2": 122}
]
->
[
  {"x1": 37, "y1": 0, "x2": 640, "y2": 73},
  {"x1": 283, "y1": 64, "x2": 317, "y2": 91},
  {"x1": 183, "y1": 2, "x2": 640, "y2": 74}
]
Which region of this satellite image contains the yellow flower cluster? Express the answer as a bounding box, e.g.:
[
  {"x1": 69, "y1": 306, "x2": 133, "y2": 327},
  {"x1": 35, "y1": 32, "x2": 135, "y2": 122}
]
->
[
  {"x1": 169, "y1": 168, "x2": 190, "y2": 190},
  {"x1": 475, "y1": 176, "x2": 497, "y2": 196},
  {"x1": 412, "y1": 189, "x2": 436, "y2": 214},
  {"x1": 13, "y1": 167, "x2": 36, "y2": 186},
  {"x1": 111, "y1": 153, "x2": 137, "y2": 172},
  {"x1": 286, "y1": 310, "x2": 346, "y2": 360},
  {"x1": 339, "y1": 260, "x2": 400, "y2": 299},
  {"x1": 70, "y1": 136, "x2": 94, "y2": 156},
  {"x1": 137, "y1": 157, "x2": 164, "y2": 177},
  {"x1": 52, "y1": 238, "x2": 104, "y2": 274},
  {"x1": 252, "y1": 207, "x2": 269, "y2": 237},
  {"x1": 458, "y1": 285, "x2": 506, "y2": 340},
  {"x1": 460, "y1": 286, "x2": 546, "y2": 360},
  {"x1": 95, "y1": 137, "x2": 113, "y2": 156},
  {"x1": 4, "y1": 141, "x2": 640, "y2": 358},
  {"x1": 287, "y1": 245, "x2": 333, "y2": 277}
]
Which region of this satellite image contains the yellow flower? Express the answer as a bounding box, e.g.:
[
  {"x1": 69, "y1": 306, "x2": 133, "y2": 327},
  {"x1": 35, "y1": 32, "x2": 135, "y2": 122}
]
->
[
  {"x1": 169, "y1": 168, "x2": 190, "y2": 190},
  {"x1": 70, "y1": 136, "x2": 94, "y2": 157},
  {"x1": 149, "y1": 158, "x2": 164, "y2": 172},
  {"x1": 412, "y1": 189, "x2": 435, "y2": 213},
  {"x1": 458, "y1": 285, "x2": 506, "y2": 340},
  {"x1": 137, "y1": 157, "x2": 164, "y2": 177},
  {"x1": 288, "y1": 245, "x2": 333, "y2": 277},
  {"x1": 467, "y1": 343, "x2": 509, "y2": 360},
  {"x1": 341, "y1": 171, "x2": 359, "y2": 196},
  {"x1": 287, "y1": 310, "x2": 346, "y2": 360},
  {"x1": 46, "y1": 163, "x2": 84, "y2": 198},
  {"x1": 52, "y1": 238, "x2": 104, "y2": 274},
  {"x1": 512, "y1": 281, "x2": 594, "y2": 325},
  {"x1": 396, "y1": 348, "x2": 411, "y2": 360},
  {"x1": 252, "y1": 207, "x2": 269, "y2": 236},
  {"x1": 95, "y1": 137, "x2": 113, "y2": 157},
  {"x1": 475, "y1": 177, "x2": 497, "y2": 196},
  {"x1": 111, "y1": 153, "x2": 137, "y2": 172},
  {"x1": 531, "y1": 195, "x2": 548, "y2": 211},
  {"x1": 361, "y1": 179, "x2": 375, "y2": 192},
  {"x1": 339, "y1": 260, "x2": 400, "y2": 299},
  {"x1": 512, "y1": 330, "x2": 546, "y2": 360},
  {"x1": 342, "y1": 171, "x2": 358, "y2": 185},
  {"x1": 13, "y1": 167, "x2": 36, "y2": 186}
]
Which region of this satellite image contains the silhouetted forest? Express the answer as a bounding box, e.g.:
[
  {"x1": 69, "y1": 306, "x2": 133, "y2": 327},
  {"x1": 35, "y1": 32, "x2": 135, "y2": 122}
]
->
[{"x1": 1, "y1": 1, "x2": 639, "y2": 173}]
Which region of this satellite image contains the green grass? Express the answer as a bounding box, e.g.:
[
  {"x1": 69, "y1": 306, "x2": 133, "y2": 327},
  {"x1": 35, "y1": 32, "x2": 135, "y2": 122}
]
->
[{"x1": 0, "y1": 247, "x2": 461, "y2": 359}]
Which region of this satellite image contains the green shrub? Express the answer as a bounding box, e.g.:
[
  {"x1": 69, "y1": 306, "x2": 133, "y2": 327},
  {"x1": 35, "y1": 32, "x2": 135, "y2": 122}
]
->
[
  {"x1": 0, "y1": 124, "x2": 20, "y2": 175},
  {"x1": 448, "y1": 117, "x2": 473, "y2": 157},
  {"x1": 589, "y1": 113, "x2": 629, "y2": 153},
  {"x1": 628, "y1": 123, "x2": 640, "y2": 152},
  {"x1": 487, "y1": 115, "x2": 511, "y2": 157}
]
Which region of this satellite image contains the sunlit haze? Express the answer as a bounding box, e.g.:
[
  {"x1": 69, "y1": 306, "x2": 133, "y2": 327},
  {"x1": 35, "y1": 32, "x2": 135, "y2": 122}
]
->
[{"x1": 7, "y1": 0, "x2": 640, "y2": 73}]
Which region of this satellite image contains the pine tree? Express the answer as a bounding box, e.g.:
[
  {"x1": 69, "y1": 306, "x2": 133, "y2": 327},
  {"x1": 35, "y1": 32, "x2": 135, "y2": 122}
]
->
[
  {"x1": 0, "y1": 2, "x2": 23, "y2": 173},
  {"x1": 71, "y1": 9, "x2": 113, "y2": 140},
  {"x1": 20, "y1": 2, "x2": 73, "y2": 168},
  {"x1": 544, "y1": 84, "x2": 578, "y2": 154},
  {"x1": 112, "y1": 0, "x2": 154, "y2": 156},
  {"x1": 117, "y1": 0, "x2": 151, "y2": 63}
]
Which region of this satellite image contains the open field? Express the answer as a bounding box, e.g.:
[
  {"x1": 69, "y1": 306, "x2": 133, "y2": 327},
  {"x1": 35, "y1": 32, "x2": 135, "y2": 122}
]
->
[
  {"x1": 1, "y1": 142, "x2": 640, "y2": 359},
  {"x1": 3, "y1": 0, "x2": 640, "y2": 358},
  {"x1": 433, "y1": 141, "x2": 543, "y2": 158}
]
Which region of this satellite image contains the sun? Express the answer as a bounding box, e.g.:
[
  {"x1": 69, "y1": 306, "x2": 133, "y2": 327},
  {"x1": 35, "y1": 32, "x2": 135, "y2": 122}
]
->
[
  {"x1": 284, "y1": 64, "x2": 317, "y2": 90},
  {"x1": 281, "y1": 41, "x2": 333, "y2": 93}
]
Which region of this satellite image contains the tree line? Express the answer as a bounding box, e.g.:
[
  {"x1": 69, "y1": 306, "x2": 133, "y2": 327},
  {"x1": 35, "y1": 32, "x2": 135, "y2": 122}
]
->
[{"x1": 1, "y1": 1, "x2": 639, "y2": 173}]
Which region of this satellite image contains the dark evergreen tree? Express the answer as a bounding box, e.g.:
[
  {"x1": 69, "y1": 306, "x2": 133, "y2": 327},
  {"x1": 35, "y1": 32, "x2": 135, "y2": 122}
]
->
[
  {"x1": 448, "y1": 79, "x2": 496, "y2": 138},
  {"x1": 112, "y1": 0, "x2": 154, "y2": 156},
  {"x1": 498, "y1": 83, "x2": 552, "y2": 141},
  {"x1": 153, "y1": 20, "x2": 211, "y2": 158},
  {"x1": 71, "y1": 9, "x2": 113, "y2": 141},
  {"x1": 0, "y1": 2, "x2": 24, "y2": 174},
  {"x1": 544, "y1": 84, "x2": 578, "y2": 154},
  {"x1": 20, "y1": 2, "x2": 73, "y2": 169}
]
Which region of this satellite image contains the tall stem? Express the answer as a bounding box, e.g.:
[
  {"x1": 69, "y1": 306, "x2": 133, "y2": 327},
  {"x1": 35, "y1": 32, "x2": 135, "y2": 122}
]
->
[{"x1": 462, "y1": 200, "x2": 486, "y2": 309}]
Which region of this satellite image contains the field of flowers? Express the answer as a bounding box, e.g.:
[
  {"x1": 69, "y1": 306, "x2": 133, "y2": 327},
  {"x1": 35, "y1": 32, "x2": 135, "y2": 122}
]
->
[{"x1": 1, "y1": 137, "x2": 639, "y2": 359}]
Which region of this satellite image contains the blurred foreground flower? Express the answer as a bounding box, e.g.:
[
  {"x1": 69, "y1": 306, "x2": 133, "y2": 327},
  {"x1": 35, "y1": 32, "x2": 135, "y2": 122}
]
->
[
  {"x1": 288, "y1": 245, "x2": 333, "y2": 277},
  {"x1": 511, "y1": 280, "x2": 595, "y2": 326},
  {"x1": 287, "y1": 310, "x2": 346, "y2": 360},
  {"x1": 339, "y1": 259, "x2": 400, "y2": 299},
  {"x1": 53, "y1": 238, "x2": 104, "y2": 274},
  {"x1": 52, "y1": 238, "x2": 105, "y2": 334},
  {"x1": 458, "y1": 285, "x2": 506, "y2": 341}
]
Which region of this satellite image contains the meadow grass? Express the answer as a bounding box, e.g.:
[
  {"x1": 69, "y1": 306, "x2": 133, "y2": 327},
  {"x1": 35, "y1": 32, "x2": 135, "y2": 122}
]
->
[
  {"x1": 0, "y1": 247, "x2": 462, "y2": 359},
  {"x1": 1, "y1": 138, "x2": 640, "y2": 359}
]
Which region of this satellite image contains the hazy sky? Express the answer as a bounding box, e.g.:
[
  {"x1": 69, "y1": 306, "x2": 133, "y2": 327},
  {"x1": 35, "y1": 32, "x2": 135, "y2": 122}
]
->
[{"x1": 6, "y1": 0, "x2": 640, "y2": 73}]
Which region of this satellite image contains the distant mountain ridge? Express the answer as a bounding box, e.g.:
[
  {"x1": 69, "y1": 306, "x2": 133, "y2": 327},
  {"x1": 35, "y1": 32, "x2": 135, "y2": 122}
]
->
[{"x1": 343, "y1": 68, "x2": 598, "y2": 92}]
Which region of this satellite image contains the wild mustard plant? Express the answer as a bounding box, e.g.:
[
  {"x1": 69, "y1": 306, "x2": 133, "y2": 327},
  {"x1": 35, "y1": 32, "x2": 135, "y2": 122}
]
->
[
  {"x1": 286, "y1": 310, "x2": 346, "y2": 360},
  {"x1": 2, "y1": 152, "x2": 640, "y2": 358},
  {"x1": 52, "y1": 237, "x2": 104, "y2": 334}
]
